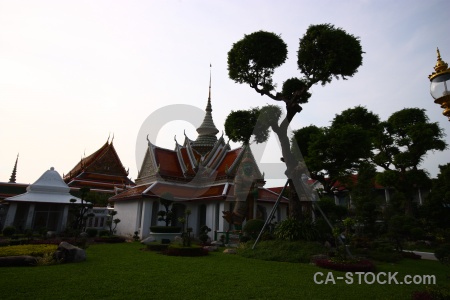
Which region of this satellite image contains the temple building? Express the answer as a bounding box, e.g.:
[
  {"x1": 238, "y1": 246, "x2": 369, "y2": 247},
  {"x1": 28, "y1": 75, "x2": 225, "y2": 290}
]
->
[
  {"x1": 110, "y1": 75, "x2": 288, "y2": 239},
  {"x1": 3, "y1": 167, "x2": 83, "y2": 232},
  {"x1": 63, "y1": 138, "x2": 135, "y2": 194},
  {"x1": 0, "y1": 139, "x2": 134, "y2": 232}
]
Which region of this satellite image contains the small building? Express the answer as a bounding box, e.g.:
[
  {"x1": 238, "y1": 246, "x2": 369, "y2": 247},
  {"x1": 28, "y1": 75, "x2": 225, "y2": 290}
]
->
[{"x1": 3, "y1": 167, "x2": 83, "y2": 233}]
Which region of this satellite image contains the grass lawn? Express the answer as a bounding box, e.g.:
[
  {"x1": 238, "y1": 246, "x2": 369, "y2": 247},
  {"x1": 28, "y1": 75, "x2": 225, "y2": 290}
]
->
[{"x1": 1, "y1": 242, "x2": 448, "y2": 300}]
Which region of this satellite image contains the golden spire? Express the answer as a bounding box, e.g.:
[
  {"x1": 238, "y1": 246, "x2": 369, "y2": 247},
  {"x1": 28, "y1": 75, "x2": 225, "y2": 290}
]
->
[{"x1": 429, "y1": 48, "x2": 450, "y2": 80}]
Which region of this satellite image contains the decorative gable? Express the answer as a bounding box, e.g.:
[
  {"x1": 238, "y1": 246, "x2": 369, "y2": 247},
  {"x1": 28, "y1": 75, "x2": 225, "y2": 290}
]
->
[{"x1": 136, "y1": 146, "x2": 159, "y2": 185}]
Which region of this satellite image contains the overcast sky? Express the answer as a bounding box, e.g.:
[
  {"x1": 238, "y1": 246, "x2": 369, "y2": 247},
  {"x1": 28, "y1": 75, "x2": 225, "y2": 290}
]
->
[{"x1": 1, "y1": 0, "x2": 449, "y2": 187}]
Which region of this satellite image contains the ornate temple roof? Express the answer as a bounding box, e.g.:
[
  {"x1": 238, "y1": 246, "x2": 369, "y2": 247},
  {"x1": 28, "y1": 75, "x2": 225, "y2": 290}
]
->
[
  {"x1": 192, "y1": 69, "x2": 219, "y2": 155},
  {"x1": 64, "y1": 138, "x2": 135, "y2": 193},
  {"x1": 111, "y1": 70, "x2": 282, "y2": 204}
]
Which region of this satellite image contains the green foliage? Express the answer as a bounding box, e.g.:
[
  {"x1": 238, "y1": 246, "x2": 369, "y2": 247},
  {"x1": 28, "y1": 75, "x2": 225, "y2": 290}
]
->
[
  {"x1": 2, "y1": 226, "x2": 16, "y2": 237},
  {"x1": 106, "y1": 210, "x2": 121, "y2": 235},
  {"x1": 242, "y1": 219, "x2": 265, "y2": 240},
  {"x1": 291, "y1": 125, "x2": 322, "y2": 161},
  {"x1": 239, "y1": 240, "x2": 326, "y2": 263},
  {"x1": 228, "y1": 30, "x2": 287, "y2": 93},
  {"x1": 146, "y1": 242, "x2": 169, "y2": 252},
  {"x1": 387, "y1": 215, "x2": 422, "y2": 252},
  {"x1": 164, "y1": 244, "x2": 208, "y2": 257},
  {"x1": 281, "y1": 78, "x2": 311, "y2": 104},
  {"x1": 0, "y1": 242, "x2": 448, "y2": 299},
  {"x1": 225, "y1": 105, "x2": 283, "y2": 145},
  {"x1": 373, "y1": 108, "x2": 446, "y2": 214},
  {"x1": 35, "y1": 252, "x2": 61, "y2": 266},
  {"x1": 274, "y1": 218, "x2": 321, "y2": 241},
  {"x1": 351, "y1": 163, "x2": 381, "y2": 236},
  {"x1": 85, "y1": 228, "x2": 98, "y2": 238},
  {"x1": 158, "y1": 193, "x2": 174, "y2": 226},
  {"x1": 0, "y1": 244, "x2": 57, "y2": 257},
  {"x1": 315, "y1": 197, "x2": 348, "y2": 222},
  {"x1": 293, "y1": 106, "x2": 379, "y2": 195},
  {"x1": 199, "y1": 225, "x2": 211, "y2": 244},
  {"x1": 69, "y1": 187, "x2": 94, "y2": 231},
  {"x1": 224, "y1": 108, "x2": 260, "y2": 144},
  {"x1": 298, "y1": 24, "x2": 363, "y2": 85},
  {"x1": 227, "y1": 25, "x2": 363, "y2": 219},
  {"x1": 423, "y1": 163, "x2": 450, "y2": 229},
  {"x1": 98, "y1": 230, "x2": 110, "y2": 237},
  {"x1": 434, "y1": 243, "x2": 450, "y2": 266}
]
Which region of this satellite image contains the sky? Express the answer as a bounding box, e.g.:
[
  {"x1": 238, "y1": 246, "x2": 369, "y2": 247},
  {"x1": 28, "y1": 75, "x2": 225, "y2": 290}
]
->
[{"x1": 1, "y1": 0, "x2": 450, "y2": 187}]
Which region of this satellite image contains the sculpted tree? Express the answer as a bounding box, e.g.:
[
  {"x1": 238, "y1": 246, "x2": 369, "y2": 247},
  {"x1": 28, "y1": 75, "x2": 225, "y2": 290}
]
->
[
  {"x1": 227, "y1": 24, "x2": 363, "y2": 218},
  {"x1": 422, "y1": 163, "x2": 450, "y2": 229},
  {"x1": 374, "y1": 108, "x2": 447, "y2": 215},
  {"x1": 292, "y1": 106, "x2": 379, "y2": 195}
]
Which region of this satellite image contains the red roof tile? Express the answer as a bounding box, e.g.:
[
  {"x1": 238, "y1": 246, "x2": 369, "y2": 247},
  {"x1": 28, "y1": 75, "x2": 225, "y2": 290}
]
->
[
  {"x1": 154, "y1": 148, "x2": 184, "y2": 177},
  {"x1": 216, "y1": 148, "x2": 242, "y2": 176}
]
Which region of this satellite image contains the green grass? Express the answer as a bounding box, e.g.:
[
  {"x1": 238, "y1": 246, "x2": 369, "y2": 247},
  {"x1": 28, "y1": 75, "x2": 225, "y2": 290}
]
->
[{"x1": 0, "y1": 242, "x2": 448, "y2": 300}]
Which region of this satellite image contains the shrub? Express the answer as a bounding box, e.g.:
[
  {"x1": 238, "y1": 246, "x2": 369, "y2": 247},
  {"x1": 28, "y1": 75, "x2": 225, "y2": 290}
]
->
[
  {"x1": 35, "y1": 252, "x2": 61, "y2": 266},
  {"x1": 243, "y1": 219, "x2": 265, "y2": 240},
  {"x1": 435, "y1": 243, "x2": 450, "y2": 266},
  {"x1": 0, "y1": 244, "x2": 57, "y2": 257},
  {"x1": 146, "y1": 243, "x2": 170, "y2": 252},
  {"x1": 99, "y1": 230, "x2": 110, "y2": 237},
  {"x1": 314, "y1": 258, "x2": 375, "y2": 272},
  {"x1": 150, "y1": 226, "x2": 181, "y2": 233},
  {"x1": 412, "y1": 285, "x2": 450, "y2": 300},
  {"x1": 198, "y1": 225, "x2": 211, "y2": 244},
  {"x1": 238, "y1": 240, "x2": 326, "y2": 263},
  {"x1": 85, "y1": 228, "x2": 98, "y2": 238},
  {"x1": 164, "y1": 244, "x2": 208, "y2": 257},
  {"x1": 275, "y1": 219, "x2": 321, "y2": 241},
  {"x1": 2, "y1": 226, "x2": 16, "y2": 237}
]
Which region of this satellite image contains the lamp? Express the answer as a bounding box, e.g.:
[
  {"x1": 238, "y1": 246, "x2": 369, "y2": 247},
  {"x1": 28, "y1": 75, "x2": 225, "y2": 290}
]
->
[{"x1": 429, "y1": 48, "x2": 450, "y2": 121}]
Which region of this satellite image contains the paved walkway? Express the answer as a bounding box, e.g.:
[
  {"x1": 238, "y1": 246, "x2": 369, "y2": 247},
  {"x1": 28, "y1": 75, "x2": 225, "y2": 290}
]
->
[{"x1": 410, "y1": 251, "x2": 437, "y2": 261}]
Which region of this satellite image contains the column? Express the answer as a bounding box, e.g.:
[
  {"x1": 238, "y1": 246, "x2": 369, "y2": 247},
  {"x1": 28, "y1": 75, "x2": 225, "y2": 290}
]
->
[
  {"x1": 24, "y1": 203, "x2": 35, "y2": 229},
  {"x1": 3, "y1": 202, "x2": 17, "y2": 227}
]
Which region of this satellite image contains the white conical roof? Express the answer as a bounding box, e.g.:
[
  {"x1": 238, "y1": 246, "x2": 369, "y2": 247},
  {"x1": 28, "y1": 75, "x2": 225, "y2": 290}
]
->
[
  {"x1": 27, "y1": 167, "x2": 70, "y2": 193},
  {"x1": 5, "y1": 167, "x2": 82, "y2": 204}
]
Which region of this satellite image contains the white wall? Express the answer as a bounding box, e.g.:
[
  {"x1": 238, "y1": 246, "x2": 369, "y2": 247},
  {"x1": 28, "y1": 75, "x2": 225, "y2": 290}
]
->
[{"x1": 114, "y1": 200, "x2": 140, "y2": 238}]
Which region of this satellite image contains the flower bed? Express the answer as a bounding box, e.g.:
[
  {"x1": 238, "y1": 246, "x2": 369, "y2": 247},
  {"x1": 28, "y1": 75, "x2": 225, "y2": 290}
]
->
[
  {"x1": 0, "y1": 244, "x2": 57, "y2": 257},
  {"x1": 314, "y1": 258, "x2": 375, "y2": 272}
]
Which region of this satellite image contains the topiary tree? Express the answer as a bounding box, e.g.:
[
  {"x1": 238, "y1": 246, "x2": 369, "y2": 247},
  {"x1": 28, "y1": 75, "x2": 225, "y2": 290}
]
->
[
  {"x1": 157, "y1": 192, "x2": 174, "y2": 227},
  {"x1": 242, "y1": 219, "x2": 265, "y2": 240},
  {"x1": 69, "y1": 187, "x2": 94, "y2": 232},
  {"x1": 106, "y1": 210, "x2": 121, "y2": 236},
  {"x1": 199, "y1": 225, "x2": 211, "y2": 245},
  {"x1": 227, "y1": 24, "x2": 363, "y2": 219}
]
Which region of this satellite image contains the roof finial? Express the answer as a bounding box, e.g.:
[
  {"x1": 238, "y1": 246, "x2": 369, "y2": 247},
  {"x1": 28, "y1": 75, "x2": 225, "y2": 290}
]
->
[
  {"x1": 111, "y1": 133, "x2": 114, "y2": 144},
  {"x1": 8, "y1": 154, "x2": 19, "y2": 183},
  {"x1": 107, "y1": 132, "x2": 110, "y2": 144},
  {"x1": 208, "y1": 63, "x2": 212, "y2": 104},
  {"x1": 192, "y1": 64, "x2": 219, "y2": 154}
]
